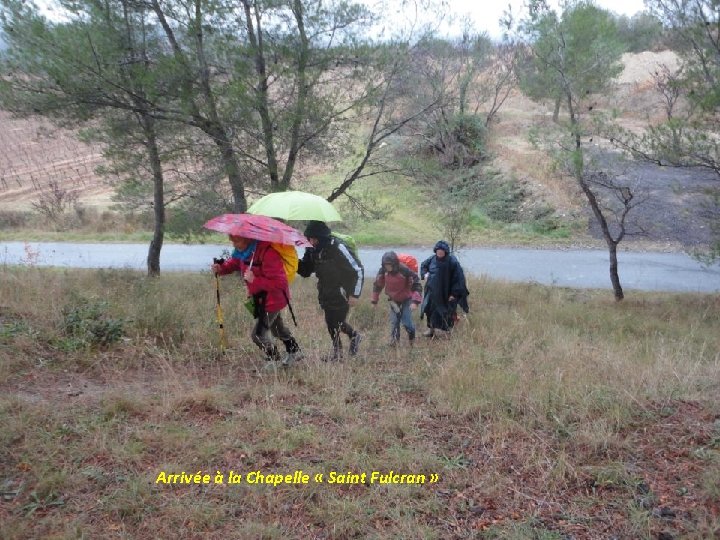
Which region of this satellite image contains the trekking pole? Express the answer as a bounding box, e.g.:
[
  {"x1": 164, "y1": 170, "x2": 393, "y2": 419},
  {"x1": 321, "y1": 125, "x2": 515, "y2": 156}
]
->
[{"x1": 213, "y1": 258, "x2": 228, "y2": 353}]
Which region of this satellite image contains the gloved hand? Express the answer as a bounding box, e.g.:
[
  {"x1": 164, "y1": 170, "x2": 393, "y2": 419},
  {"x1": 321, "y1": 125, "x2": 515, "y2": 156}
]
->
[{"x1": 212, "y1": 257, "x2": 226, "y2": 274}]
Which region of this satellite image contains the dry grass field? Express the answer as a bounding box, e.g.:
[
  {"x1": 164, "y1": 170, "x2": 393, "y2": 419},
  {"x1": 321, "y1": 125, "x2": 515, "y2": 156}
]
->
[{"x1": 0, "y1": 266, "x2": 718, "y2": 539}]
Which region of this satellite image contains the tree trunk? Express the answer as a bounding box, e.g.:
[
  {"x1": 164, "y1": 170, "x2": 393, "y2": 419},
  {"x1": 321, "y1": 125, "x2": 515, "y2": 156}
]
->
[
  {"x1": 142, "y1": 114, "x2": 165, "y2": 277},
  {"x1": 152, "y1": 0, "x2": 247, "y2": 211},
  {"x1": 211, "y1": 124, "x2": 248, "y2": 212},
  {"x1": 193, "y1": 3, "x2": 248, "y2": 211},
  {"x1": 607, "y1": 241, "x2": 624, "y2": 301},
  {"x1": 553, "y1": 94, "x2": 561, "y2": 123},
  {"x1": 242, "y1": 0, "x2": 280, "y2": 191},
  {"x1": 567, "y1": 94, "x2": 624, "y2": 300},
  {"x1": 281, "y1": 0, "x2": 310, "y2": 191},
  {"x1": 579, "y1": 178, "x2": 625, "y2": 300}
]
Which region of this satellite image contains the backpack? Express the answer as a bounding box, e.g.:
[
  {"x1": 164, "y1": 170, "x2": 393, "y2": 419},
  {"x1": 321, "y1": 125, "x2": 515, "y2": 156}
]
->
[
  {"x1": 331, "y1": 232, "x2": 361, "y2": 263},
  {"x1": 397, "y1": 253, "x2": 418, "y2": 275},
  {"x1": 269, "y1": 243, "x2": 299, "y2": 284},
  {"x1": 268, "y1": 243, "x2": 299, "y2": 325}
]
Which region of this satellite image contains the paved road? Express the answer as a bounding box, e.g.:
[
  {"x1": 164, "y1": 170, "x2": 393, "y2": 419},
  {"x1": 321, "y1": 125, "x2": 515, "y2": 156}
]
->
[{"x1": 2, "y1": 241, "x2": 719, "y2": 293}]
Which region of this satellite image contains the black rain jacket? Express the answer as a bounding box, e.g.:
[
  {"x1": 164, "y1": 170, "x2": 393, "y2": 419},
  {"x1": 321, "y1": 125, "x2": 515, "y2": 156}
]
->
[{"x1": 298, "y1": 237, "x2": 364, "y2": 310}]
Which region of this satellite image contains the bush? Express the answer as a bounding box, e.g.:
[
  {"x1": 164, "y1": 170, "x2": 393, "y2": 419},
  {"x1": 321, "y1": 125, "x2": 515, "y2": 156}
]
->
[
  {"x1": 424, "y1": 112, "x2": 489, "y2": 168},
  {"x1": 451, "y1": 113, "x2": 488, "y2": 161},
  {"x1": 60, "y1": 296, "x2": 125, "y2": 350},
  {"x1": 0, "y1": 211, "x2": 32, "y2": 229},
  {"x1": 31, "y1": 180, "x2": 80, "y2": 228},
  {"x1": 476, "y1": 178, "x2": 528, "y2": 223}
]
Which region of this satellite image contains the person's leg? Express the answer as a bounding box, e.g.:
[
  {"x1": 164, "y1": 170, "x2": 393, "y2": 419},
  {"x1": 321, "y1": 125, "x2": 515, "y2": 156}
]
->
[
  {"x1": 429, "y1": 308, "x2": 449, "y2": 333},
  {"x1": 251, "y1": 312, "x2": 280, "y2": 361},
  {"x1": 422, "y1": 299, "x2": 435, "y2": 337},
  {"x1": 445, "y1": 308, "x2": 456, "y2": 332},
  {"x1": 400, "y1": 300, "x2": 416, "y2": 344},
  {"x1": 334, "y1": 303, "x2": 353, "y2": 337},
  {"x1": 269, "y1": 311, "x2": 302, "y2": 362},
  {"x1": 388, "y1": 303, "x2": 401, "y2": 345},
  {"x1": 429, "y1": 307, "x2": 453, "y2": 338},
  {"x1": 324, "y1": 307, "x2": 345, "y2": 360},
  {"x1": 329, "y1": 303, "x2": 362, "y2": 356}
]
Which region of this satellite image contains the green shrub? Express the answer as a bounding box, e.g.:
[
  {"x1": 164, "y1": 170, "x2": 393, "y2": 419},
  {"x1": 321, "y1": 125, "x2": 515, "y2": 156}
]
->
[
  {"x1": 0, "y1": 318, "x2": 35, "y2": 343},
  {"x1": 165, "y1": 189, "x2": 230, "y2": 241},
  {"x1": 0, "y1": 211, "x2": 32, "y2": 229},
  {"x1": 424, "y1": 112, "x2": 489, "y2": 167},
  {"x1": 451, "y1": 113, "x2": 488, "y2": 160},
  {"x1": 61, "y1": 296, "x2": 125, "y2": 349},
  {"x1": 477, "y1": 179, "x2": 527, "y2": 223}
]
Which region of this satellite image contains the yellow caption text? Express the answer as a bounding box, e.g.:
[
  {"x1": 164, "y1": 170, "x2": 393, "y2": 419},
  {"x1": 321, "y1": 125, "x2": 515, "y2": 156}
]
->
[{"x1": 155, "y1": 470, "x2": 440, "y2": 486}]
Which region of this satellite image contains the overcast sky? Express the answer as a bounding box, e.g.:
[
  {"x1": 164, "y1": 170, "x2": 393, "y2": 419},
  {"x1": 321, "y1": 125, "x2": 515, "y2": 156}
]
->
[
  {"x1": 32, "y1": 0, "x2": 648, "y2": 39},
  {"x1": 382, "y1": 0, "x2": 648, "y2": 38},
  {"x1": 461, "y1": 0, "x2": 645, "y2": 35}
]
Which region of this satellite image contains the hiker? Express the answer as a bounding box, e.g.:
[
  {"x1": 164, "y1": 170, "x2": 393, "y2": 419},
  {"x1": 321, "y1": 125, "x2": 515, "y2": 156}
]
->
[
  {"x1": 420, "y1": 240, "x2": 469, "y2": 338},
  {"x1": 371, "y1": 251, "x2": 423, "y2": 347},
  {"x1": 298, "y1": 220, "x2": 364, "y2": 361},
  {"x1": 211, "y1": 234, "x2": 303, "y2": 366}
]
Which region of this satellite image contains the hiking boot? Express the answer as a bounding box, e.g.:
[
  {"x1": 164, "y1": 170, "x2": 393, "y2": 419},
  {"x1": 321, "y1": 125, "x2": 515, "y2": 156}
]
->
[
  {"x1": 349, "y1": 333, "x2": 363, "y2": 356},
  {"x1": 265, "y1": 345, "x2": 281, "y2": 362},
  {"x1": 281, "y1": 350, "x2": 305, "y2": 367},
  {"x1": 422, "y1": 328, "x2": 434, "y2": 338}
]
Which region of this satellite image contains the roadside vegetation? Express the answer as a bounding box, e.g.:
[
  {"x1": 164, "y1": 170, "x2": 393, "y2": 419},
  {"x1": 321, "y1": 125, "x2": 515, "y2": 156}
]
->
[
  {"x1": 0, "y1": 164, "x2": 576, "y2": 247},
  {"x1": 1, "y1": 266, "x2": 718, "y2": 538}
]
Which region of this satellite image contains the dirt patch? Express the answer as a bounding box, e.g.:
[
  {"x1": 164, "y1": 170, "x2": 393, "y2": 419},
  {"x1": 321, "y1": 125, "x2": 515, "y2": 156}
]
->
[
  {"x1": 586, "y1": 150, "x2": 718, "y2": 246},
  {"x1": 9, "y1": 365, "x2": 150, "y2": 406},
  {"x1": 418, "y1": 400, "x2": 720, "y2": 538},
  {"x1": 616, "y1": 51, "x2": 680, "y2": 85}
]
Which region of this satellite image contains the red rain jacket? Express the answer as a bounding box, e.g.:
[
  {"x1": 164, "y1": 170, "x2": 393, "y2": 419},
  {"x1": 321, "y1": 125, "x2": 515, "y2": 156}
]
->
[{"x1": 216, "y1": 241, "x2": 290, "y2": 313}]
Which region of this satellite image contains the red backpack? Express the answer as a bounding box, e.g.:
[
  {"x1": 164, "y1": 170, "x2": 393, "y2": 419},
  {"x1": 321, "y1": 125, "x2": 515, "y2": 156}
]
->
[{"x1": 397, "y1": 253, "x2": 419, "y2": 275}]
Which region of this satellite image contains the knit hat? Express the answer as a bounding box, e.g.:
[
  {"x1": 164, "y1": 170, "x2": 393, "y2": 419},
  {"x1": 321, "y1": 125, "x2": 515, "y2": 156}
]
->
[{"x1": 304, "y1": 220, "x2": 332, "y2": 239}]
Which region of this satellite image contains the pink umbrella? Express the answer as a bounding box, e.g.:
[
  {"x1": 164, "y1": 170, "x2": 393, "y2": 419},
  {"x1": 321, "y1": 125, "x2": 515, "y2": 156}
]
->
[{"x1": 203, "y1": 213, "x2": 312, "y2": 247}]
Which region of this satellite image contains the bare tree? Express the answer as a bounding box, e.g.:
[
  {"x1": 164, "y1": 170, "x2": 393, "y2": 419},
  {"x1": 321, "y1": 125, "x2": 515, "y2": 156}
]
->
[
  {"x1": 609, "y1": 0, "x2": 720, "y2": 260},
  {"x1": 513, "y1": 0, "x2": 631, "y2": 300},
  {"x1": 31, "y1": 180, "x2": 80, "y2": 226}
]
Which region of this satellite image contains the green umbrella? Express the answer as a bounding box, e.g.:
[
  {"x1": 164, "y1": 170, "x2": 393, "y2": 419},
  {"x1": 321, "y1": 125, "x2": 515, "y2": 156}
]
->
[{"x1": 247, "y1": 190, "x2": 343, "y2": 222}]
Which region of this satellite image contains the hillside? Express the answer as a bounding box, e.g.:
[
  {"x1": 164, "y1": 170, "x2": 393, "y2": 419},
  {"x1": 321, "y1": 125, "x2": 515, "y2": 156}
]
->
[
  {"x1": 0, "y1": 113, "x2": 110, "y2": 210},
  {"x1": 487, "y1": 51, "x2": 681, "y2": 217},
  {"x1": 2, "y1": 50, "x2": 707, "y2": 248}
]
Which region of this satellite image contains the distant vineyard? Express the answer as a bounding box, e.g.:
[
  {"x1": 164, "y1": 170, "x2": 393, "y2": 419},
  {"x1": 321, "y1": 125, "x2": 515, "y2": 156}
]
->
[{"x1": 0, "y1": 111, "x2": 110, "y2": 209}]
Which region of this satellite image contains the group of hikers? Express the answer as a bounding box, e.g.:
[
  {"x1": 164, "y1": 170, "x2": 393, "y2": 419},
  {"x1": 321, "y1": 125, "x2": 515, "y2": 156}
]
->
[{"x1": 211, "y1": 220, "x2": 470, "y2": 366}]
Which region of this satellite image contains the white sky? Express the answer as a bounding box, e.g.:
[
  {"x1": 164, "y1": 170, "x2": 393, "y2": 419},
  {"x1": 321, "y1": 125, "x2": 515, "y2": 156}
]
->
[
  {"x1": 384, "y1": 0, "x2": 649, "y2": 39},
  {"x1": 33, "y1": 0, "x2": 648, "y2": 39}
]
